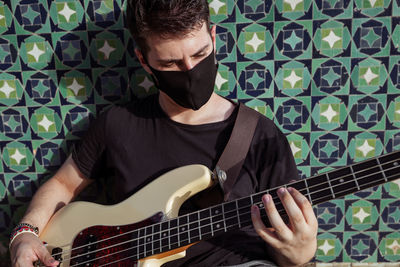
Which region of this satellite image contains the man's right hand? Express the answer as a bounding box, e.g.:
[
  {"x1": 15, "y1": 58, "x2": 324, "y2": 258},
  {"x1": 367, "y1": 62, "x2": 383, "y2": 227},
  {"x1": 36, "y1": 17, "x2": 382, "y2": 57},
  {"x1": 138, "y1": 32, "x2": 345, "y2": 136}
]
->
[{"x1": 10, "y1": 233, "x2": 59, "y2": 267}]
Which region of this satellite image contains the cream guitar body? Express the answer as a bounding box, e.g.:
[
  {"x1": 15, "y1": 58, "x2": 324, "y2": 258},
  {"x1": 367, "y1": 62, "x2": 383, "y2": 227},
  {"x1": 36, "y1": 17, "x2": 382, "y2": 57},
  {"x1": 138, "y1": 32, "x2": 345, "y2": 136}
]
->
[{"x1": 39, "y1": 164, "x2": 214, "y2": 267}]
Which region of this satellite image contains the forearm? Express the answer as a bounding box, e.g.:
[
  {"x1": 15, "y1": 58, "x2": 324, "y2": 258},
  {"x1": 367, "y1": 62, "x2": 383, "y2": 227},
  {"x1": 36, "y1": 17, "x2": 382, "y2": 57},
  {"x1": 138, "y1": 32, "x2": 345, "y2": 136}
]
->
[{"x1": 19, "y1": 177, "x2": 75, "y2": 233}]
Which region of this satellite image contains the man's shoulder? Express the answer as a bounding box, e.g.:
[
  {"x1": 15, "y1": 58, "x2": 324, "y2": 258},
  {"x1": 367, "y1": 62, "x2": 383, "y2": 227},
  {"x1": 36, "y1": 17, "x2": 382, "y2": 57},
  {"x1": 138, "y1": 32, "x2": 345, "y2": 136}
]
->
[
  {"x1": 102, "y1": 93, "x2": 160, "y2": 119},
  {"x1": 254, "y1": 112, "x2": 283, "y2": 138}
]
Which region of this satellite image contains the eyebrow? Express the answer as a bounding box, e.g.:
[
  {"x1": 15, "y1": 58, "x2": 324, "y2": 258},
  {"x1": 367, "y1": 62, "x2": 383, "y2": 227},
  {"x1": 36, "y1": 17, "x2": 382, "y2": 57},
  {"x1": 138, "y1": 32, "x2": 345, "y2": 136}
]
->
[{"x1": 157, "y1": 44, "x2": 210, "y2": 64}]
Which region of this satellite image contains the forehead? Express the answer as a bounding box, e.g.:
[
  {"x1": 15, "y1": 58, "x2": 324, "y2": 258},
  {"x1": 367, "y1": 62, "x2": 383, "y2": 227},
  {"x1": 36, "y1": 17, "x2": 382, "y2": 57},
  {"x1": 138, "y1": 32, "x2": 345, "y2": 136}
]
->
[{"x1": 145, "y1": 23, "x2": 211, "y2": 60}]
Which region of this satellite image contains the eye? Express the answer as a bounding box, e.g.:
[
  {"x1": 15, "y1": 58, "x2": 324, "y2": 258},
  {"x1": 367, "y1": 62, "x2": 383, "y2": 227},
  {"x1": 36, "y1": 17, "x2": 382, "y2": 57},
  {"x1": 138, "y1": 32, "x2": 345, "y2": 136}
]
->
[{"x1": 161, "y1": 62, "x2": 175, "y2": 68}]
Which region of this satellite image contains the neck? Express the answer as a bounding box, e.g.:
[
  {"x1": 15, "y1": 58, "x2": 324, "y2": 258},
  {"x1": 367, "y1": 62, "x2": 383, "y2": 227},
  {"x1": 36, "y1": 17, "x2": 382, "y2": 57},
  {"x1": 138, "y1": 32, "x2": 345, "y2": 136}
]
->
[{"x1": 158, "y1": 92, "x2": 235, "y2": 125}]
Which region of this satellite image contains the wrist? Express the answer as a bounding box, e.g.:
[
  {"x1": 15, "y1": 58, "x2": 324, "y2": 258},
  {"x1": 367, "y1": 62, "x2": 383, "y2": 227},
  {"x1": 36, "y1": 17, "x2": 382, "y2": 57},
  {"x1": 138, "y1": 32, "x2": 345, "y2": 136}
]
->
[{"x1": 9, "y1": 223, "x2": 40, "y2": 248}]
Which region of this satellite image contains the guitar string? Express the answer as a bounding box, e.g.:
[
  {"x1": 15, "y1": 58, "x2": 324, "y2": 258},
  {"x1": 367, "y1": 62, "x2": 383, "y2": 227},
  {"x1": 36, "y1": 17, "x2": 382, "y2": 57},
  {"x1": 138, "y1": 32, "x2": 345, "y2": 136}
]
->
[
  {"x1": 47, "y1": 157, "x2": 400, "y2": 262},
  {"x1": 48, "y1": 159, "x2": 400, "y2": 265},
  {"x1": 76, "y1": 169, "x2": 400, "y2": 267}
]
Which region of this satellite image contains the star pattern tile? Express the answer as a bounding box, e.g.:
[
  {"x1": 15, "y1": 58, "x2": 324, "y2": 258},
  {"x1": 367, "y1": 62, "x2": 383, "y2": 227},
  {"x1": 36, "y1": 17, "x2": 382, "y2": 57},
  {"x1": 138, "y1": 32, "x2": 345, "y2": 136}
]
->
[{"x1": 0, "y1": 0, "x2": 399, "y2": 263}]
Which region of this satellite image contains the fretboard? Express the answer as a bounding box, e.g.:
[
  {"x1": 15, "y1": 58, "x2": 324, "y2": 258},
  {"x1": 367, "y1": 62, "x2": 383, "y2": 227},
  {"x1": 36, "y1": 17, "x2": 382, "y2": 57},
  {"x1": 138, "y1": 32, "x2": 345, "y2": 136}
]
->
[{"x1": 123, "y1": 150, "x2": 400, "y2": 260}]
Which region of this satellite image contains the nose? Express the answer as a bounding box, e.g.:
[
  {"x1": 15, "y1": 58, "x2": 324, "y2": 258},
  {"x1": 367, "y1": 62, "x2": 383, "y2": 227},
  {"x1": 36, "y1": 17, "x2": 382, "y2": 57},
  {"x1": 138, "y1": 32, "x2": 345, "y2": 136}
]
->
[{"x1": 180, "y1": 58, "x2": 195, "y2": 71}]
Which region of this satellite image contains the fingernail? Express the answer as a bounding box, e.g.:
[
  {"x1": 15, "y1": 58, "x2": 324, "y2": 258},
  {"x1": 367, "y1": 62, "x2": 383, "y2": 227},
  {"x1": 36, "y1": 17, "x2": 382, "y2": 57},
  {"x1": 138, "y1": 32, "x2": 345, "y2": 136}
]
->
[
  {"x1": 287, "y1": 187, "x2": 294, "y2": 193},
  {"x1": 278, "y1": 187, "x2": 286, "y2": 195},
  {"x1": 251, "y1": 205, "x2": 258, "y2": 213},
  {"x1": 263, "y1": 194, "x2": 270, "y2": 203}
]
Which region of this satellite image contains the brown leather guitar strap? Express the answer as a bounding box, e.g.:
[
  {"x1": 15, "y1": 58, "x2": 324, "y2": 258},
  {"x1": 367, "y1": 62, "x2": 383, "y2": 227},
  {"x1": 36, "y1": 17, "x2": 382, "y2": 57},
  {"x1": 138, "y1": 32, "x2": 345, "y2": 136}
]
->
[
  {"x1": 214, "y1": 102, "x2": 261, "y2": 201},
  {"x1": 191, "y1": 103, "x2": 261, "y2": 208},
  {"x1": 190, "y1": 102, "x2": 261, "y2": 208}
]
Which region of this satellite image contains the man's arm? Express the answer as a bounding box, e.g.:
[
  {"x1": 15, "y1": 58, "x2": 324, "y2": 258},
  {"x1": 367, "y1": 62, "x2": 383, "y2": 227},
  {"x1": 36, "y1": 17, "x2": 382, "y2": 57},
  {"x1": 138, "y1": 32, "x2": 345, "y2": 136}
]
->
[{"x1": 9, "y1": 155, "x2": 93, "y2": 267}]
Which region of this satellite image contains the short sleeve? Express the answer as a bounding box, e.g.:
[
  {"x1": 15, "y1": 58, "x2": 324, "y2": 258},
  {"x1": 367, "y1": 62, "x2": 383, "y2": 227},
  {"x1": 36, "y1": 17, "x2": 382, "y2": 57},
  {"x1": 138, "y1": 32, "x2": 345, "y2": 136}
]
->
[{"x1": 71, "y1": 110, "x2": 108, "y2": 180}]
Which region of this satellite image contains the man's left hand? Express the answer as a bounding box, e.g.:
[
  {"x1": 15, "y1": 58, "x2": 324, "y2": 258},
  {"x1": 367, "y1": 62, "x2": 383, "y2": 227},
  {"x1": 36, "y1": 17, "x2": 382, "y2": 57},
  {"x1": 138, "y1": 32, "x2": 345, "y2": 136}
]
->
[{"x1": 251, "y1": 187, "x2": 318, "y2": 266}]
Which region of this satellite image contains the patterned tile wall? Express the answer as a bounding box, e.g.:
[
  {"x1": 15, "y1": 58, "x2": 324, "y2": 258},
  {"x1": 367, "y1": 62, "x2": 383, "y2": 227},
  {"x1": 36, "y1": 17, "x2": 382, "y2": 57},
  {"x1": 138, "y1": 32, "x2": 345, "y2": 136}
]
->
[{"x1": 0, "y1": 0, "x2": 399, "y2": 263}]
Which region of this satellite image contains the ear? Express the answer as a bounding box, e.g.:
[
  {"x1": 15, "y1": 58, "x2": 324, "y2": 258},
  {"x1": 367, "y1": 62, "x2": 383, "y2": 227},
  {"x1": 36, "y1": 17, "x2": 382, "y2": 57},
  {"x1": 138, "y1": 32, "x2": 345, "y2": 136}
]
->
[
  {"x1": 211, "y1": 25, "x2": 216, "y2": 52},
  {"x1": 135, "y1": 48, "x2": 153, "y2": 74}
]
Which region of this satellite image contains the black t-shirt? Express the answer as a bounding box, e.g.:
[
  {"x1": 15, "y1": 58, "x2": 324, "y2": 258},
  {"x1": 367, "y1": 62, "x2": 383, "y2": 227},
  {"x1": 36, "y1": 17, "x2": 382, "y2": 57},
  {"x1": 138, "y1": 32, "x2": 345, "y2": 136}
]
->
[{"x1": 72, "y1": 93, "x2": 299, "y2": 266}]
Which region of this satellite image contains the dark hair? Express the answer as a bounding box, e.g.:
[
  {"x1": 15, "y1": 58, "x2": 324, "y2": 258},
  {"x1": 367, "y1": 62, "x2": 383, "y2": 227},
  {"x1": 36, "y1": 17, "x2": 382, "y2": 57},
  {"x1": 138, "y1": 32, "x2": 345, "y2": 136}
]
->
[{"x1": 126, "y1": 0, "x2": 211, "y2": 56}]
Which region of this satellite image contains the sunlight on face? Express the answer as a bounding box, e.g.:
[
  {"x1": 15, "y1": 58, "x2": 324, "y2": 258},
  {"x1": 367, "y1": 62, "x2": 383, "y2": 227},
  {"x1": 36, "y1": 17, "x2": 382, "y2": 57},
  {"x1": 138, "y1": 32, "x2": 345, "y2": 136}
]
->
[{"x1": 145, "y1": 22, "x2": 215, "y2": 71}]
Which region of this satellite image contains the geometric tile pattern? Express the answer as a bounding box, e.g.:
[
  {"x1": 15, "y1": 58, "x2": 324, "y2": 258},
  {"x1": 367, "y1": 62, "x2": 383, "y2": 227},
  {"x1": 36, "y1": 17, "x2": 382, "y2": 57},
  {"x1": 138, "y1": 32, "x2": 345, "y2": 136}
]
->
[{"x1": 0, "y1": 0, "x2": 399, "y2": 263}]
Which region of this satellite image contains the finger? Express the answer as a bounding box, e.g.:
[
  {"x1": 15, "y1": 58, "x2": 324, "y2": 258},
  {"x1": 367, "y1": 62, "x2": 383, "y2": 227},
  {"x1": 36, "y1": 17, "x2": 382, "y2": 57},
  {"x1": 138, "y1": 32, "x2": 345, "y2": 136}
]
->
[
  {"x1": 36, "y1": 243, "x2": 59, "y2": 266},
  {"x1": 277, "y1": 187, "x2": 307, "y2": 231},
  {"x1": 251, "y1": 204, "x2": 280, "y2": 244},
  {"x1": 288, "y1": 187, "x2": 318, "y2": 229},
  {"x1": 262, "y1": 194, "x2": 292, "y2": 242}
]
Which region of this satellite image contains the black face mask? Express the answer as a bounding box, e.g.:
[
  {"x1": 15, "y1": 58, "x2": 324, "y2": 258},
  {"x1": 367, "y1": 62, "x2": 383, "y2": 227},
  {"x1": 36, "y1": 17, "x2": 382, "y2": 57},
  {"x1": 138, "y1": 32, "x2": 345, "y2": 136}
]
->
[{"x1": 147, "y1": 50, "x2": 218, "y2": 110}]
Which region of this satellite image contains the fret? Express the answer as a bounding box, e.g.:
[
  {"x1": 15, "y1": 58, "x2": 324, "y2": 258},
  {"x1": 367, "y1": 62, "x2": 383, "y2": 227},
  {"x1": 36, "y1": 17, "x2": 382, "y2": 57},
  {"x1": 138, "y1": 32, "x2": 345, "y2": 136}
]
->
[
  {"x1": 379, "y1": 150, "x2": 400, "y2": 165},
  {"x1": 358, "y1": 170, "x2": 385, "y2": 190},
  {"x1": 302, "y1": 179, "x2": 313, "y2": 205},
  {"x1": 325, "y1": 173, "x2": 335, "y2": 199},
  {"x1": 224, "y1": 201, "x2": 239, "y2": 230},
  {"x1": 196, "y1": 210, "x2": 202, "y2": 240},
  {"x1": 380, "y1": 152, "x2": 400, "y2": 181},
  {"x1": 200, "y1": 208, "x2": 212, "y2": 239},
  {"x1": 186, "y1": 214, "x2": 191, "y2": 243},
  {"x1": 352, "y1": 158, "x2": 385, "y2": 190},
  {"x1": 384, "y1": 161, "x2": 400, "y2": 181},
  {"x1": 221, "y1": 203, "x2": 227, "y2": 232},
  {"x1": 235, "y1": 199, "x2": 241, "y2": 228},
  {"x1": 328, "y1": 167, "x2": 357, "y2": 198},
  {"x1": 349, "y1": 165, "x2": 360, "y2": 191},
  {"x1": 376, "y1": 157, "x2": 387, "y2": 182}
]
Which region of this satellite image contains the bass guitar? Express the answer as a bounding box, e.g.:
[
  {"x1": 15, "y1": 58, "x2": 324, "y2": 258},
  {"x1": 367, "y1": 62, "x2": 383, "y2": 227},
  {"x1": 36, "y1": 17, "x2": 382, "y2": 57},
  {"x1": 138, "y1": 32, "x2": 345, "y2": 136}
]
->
[{"x1": 38, "y1": 150, "x2": 400, "y2": 266}]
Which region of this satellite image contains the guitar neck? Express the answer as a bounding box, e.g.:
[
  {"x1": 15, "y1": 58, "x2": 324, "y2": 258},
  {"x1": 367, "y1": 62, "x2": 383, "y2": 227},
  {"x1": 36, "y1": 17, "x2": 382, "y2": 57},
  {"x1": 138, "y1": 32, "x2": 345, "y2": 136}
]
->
[{"x1": 131, "y1": 150, "x2": 400, "y2": 259}]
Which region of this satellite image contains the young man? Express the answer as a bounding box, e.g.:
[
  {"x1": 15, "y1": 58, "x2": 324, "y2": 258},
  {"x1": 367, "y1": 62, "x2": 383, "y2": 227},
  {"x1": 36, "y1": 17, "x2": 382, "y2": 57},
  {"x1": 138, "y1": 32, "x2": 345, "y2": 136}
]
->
[{"x1": 9, "y1": 0, "x2": 318, "y2": 266}]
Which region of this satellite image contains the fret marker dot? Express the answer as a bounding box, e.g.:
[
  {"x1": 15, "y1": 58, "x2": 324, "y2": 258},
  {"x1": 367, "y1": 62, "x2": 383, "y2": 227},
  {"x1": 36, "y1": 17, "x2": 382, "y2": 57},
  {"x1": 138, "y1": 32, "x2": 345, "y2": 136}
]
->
[
  {"x1": 215, "y1": 210, "x2": 219, "y2": 214},
  {"x1": 181, "y1": 227, "x2": 185, "y2": 231},
  {"x1": 147, "y1": 237, "x2": 151, "y2": 242},
  {"x1": 340, "y1": 178, "x2": 344, "y2": 183},
  {"x1": 163, "y1": 233, "x2": 167, "y2": 237},
  {"x1": 258, "y1": 203, "x2": 264, "y2": 208},
  {"x1": 394, "y1": 162, "x2": 399, "y2": 166},
  {"x1": 116, "y1": 227, "x2": 120, "y2": 230},
  {"x1": 216, "y1": 224, "x2": 220, "y2": 228}
]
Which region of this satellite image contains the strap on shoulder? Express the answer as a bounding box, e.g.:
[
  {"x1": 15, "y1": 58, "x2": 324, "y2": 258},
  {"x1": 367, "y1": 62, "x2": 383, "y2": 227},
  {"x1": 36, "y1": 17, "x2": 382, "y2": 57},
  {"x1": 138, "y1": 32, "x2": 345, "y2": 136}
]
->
[{"x1": 215, "y1": 102, "x2": 261, "y2": 201}]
